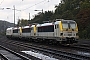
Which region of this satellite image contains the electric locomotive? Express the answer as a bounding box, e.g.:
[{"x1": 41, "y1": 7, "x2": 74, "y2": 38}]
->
[
  {"x1": 6, "y1": 19, "x2": 78, "y2": 44},
  {"x1": 35, "y1": 19, "x2": 78, "y2": 44},
  {"x1": 6, "y1": 27, "x2": 13, "y2": 38}
]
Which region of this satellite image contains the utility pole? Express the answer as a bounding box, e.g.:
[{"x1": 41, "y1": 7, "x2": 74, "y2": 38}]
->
[
  {"x1": 29, "y1": 13, "x2": 30, "y2": 20},
  {"x1": 28, "y1": 13, "x2": 30, "y2": 24},
  {"x1": 13, "y1": 5, "x2": 15, "y2": 27},
  {"x1": 6, "y1": 6, "x2": 21, "y2": 27},
  {"x1": 42, "y1": 9, "x2": 43, "y2": 13}
]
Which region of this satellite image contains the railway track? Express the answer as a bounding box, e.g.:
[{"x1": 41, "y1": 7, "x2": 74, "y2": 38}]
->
[
  {"x1": 20, "y1": 43, "x2": 90, "y2": 60},
  {"x1": 0, "y1": 39, "x2": 90, "y2": 60},
  {"x1": 0, "y1": 45, "x2": 30, "y2": 60},
  {"x1": 70, "y1": 44, "x2": 90, "y2": 52}
]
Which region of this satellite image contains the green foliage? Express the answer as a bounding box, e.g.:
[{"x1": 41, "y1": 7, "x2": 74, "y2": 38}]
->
[
  {"x1": 29, "y1": 11, "x2": 53, "y2": 23},
  {"x1": 61, "y1": 10, "x2": 74, "y2": 20},
  {"x1": 80, "y1": 0, "x2": 90, "y2": 9},
  {"x1": 76, "y1": 8, "x2": 90, "y2": 30},
  {"x1": 17, "y1": 19, "x2": 28, "y2": 26}
]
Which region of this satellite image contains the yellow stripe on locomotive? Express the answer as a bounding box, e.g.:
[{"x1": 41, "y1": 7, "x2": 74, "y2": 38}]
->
[{"x1": 59, "y1": 21, "x2": 63, "y2": 31}]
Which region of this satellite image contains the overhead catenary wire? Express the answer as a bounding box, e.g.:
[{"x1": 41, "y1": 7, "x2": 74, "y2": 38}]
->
[
  {"x1": 21, "y1": 0, "x2": 47, "y2": 11},
  {"x1": 4, "y1": 0, "x2": 52, "y2": 23},
  {"x1": 17, "y1": 0, "x2": 51, "y2": 18},
  {"x1": 15, "y1": 0, "x2": 50, "y2": 17}
]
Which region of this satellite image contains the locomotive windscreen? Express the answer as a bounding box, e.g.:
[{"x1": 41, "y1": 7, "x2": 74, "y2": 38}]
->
[
  {"x1": 70, "y1": 21, "x2": 76, "y2": 29},
  {"x1": 62, "y1": 21, "x2": 76, "y2": 29}
]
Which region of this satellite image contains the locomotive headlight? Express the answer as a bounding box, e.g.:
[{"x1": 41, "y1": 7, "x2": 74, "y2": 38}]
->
[
  {"x1": 76, "y1": 33, "x2": 78, "y2": 36},
  {"x1": 76, "y1": 33, "x2": 79, "y2": 38},
  {"x1": 60, "y1": 33, "x2": 63, "y2": 36}
]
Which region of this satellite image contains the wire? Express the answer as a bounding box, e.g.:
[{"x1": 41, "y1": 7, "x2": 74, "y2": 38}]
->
[
  {"x1": 21, "y1": 0, "x2": 47, "y2": 11},
  {"x1": 6, "y1": 0, "x2": 52, "y2": 21},
  {"x1": 13, "y1": 0, "x2": 51, "y2": 18},
  {"x1": 0, "y1": 0, "x2": 4, "y2": 5}
]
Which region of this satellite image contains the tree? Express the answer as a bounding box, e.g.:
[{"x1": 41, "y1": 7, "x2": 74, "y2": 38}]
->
[
  {"x1": 17, "y1": 19, "x2": 28, "y2": 26},
  {"x1": 30, "y1": 11, "x2": 53, "y2": 23},
  {"x1": 76, "y1": 8, "x2": 90, "y2": 30},
  {"x1": 80, "y1": 0, "x2": 90, "y2": 9},
  {"x1": 61, "y1": 10, "x2": 74, "y2": 19}
]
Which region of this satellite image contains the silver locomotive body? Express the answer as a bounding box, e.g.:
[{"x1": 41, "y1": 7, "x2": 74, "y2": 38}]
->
[{"x1": 6, "y1": 19, "x2": 78, "y2": 44}]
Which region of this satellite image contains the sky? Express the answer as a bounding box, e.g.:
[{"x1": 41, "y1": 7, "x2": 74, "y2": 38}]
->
[{"x1": 0, "y1": 0, "x2": 61, "y2": 24}]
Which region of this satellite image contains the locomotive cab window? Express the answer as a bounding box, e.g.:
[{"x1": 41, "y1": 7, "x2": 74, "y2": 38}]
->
[
  {"x1": 55, "y1": 25, "x2": 59, "y2": 29},
  {"x1": 13, "y1": 29, "x2": 18, "y2": 33},
  {"x1": 70, "y1": 22, "x2": 76, "y2": 29},
  {"x1": 62, "y1": 22, "x2": 68, "y2": 29},
  {"x1": 31, "y1": 28, "x2": 33, "y2": 30},
  {"x1": 55, "y1": 25, "x2": 56, "y2": 29},
  {"x1": 57, "y1": 25, "x2": 59, "y2": 28}
]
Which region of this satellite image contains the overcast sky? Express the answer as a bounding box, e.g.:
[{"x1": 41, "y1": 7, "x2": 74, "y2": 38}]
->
[{"x1": 0, "y1": 0, "x2": 61, "y2": 24}]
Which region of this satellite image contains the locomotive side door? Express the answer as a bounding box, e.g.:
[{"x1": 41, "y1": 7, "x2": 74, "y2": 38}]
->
[
  {"x1": 54, "y1": 24, "x2": 59, "y2": 37},
  {"x1": 31, "y1": 27, "x2": 34, "y2": 36}
]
